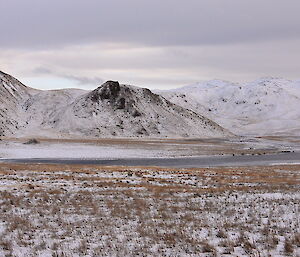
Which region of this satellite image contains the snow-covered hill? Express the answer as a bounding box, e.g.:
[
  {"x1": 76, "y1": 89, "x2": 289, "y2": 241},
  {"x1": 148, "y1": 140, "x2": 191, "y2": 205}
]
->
[
  {"x1": 0, "y1": 72, "x2": 230, "y2": 138},
  {"x1": 49, "y1": 81, "x2": 230, "y2": 138},
  {"x1": 0, "y1": 71, "x2": 37, "y2": 136},
  {"x1": 158, "y1": 78, "x2": 300, "y2": 136},
  {"x1": 20, "y1": 88, "x2": 87, "y2": 138}
]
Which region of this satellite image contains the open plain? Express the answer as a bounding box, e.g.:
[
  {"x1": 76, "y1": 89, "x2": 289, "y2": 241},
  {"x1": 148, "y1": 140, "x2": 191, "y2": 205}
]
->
[
  {"x1": 0, "y1": 161, "x2": 299, "y2": 256},
  {"x1": 0, "y1": 137, "x2": 300, "y2": 256}
]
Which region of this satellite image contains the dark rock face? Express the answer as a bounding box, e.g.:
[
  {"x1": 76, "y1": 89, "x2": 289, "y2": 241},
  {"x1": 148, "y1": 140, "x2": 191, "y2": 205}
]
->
[
  {"x1": 142, "y1": 88, "x2": 163, "y2": 104},
  {"x1": 116, "y1": 98, "x2": 126, "y2": 109},
  {"x1": 24, "y1": 138, "x2": 40, "y2": 145},
  {"x1": 132, "y1": 110, "x2": 141, "y2": 117},
  {"x1": 90, "y1": 81, "x2": 121, "y2": 102},
  {"x1": 87, "y1": 81, "x2": 143, "y2": 117},
  {"x1": 99, "y1": 81, "x2": 121, "y2": 100}
]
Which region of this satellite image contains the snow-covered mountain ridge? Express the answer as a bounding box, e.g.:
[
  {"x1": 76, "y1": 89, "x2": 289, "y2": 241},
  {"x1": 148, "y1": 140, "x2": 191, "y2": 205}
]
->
[
  {"x1": 3, "y1": 70, "x2": 298, "y2": 137},
  {"x1": 158, "y1": 78, "x2": 300, "y2": 136},
  {"x1": 0, "y1": 71, "x2": 38, "y2": 136},
  {"x1": 0, "y1": 72, "x2": 230, "y2": 138}
]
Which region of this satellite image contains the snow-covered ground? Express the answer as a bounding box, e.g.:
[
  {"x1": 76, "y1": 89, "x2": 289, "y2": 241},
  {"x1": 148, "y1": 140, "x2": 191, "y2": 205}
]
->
[
  {"x1": 0, "y1": 140, "x2": 164, "y2": 159},
  {"x1": 1, "y1": 136, "x2": 300, "y2": 160},
  {"x1": 0, "y1": 163, "x2": 299, "y2": 256}
]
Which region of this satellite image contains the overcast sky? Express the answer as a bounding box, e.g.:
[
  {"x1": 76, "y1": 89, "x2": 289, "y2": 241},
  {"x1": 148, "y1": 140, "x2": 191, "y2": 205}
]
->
[{"x1": 1, "y1": 0, "x2": 300, "y2": 90}]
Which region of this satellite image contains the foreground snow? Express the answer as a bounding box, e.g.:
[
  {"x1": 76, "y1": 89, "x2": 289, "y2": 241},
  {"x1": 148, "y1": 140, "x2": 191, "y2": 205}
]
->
[{"x1": 0, "y1": 163, "x2": 299, "y2": 256}]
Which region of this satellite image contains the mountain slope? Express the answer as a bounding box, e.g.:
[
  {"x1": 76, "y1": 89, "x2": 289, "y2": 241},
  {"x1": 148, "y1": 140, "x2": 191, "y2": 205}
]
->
[
  {"x1": 19, "y1": 88, "x2": 87, "y2": 138},
  {"x1": 158, "y1": 78, "x2": 300, "y2": 136},
  {"x1": 0, "y1": 72, "x2": 230, "y2": 138},
  {"x1": 0, "y1": 71, "x2": 37, "y2": 136}
]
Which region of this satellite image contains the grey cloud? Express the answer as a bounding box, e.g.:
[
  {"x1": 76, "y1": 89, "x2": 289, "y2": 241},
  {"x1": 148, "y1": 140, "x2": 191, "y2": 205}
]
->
[
  {"x1": 33, "y1": 67, "x2": 52, "y2": 74},
  {"x1": 63, "y1": 75, "x2": 104, "y2": 86},
  {"x1": 1, "y1": 35, "x2": 299, "y2": 90},
  {"x1": 1, "y1": 0, "x2": 300, "y2": 49},
  {"x1": 33, "y1": 67, "x2": 103, "y2": 86}
]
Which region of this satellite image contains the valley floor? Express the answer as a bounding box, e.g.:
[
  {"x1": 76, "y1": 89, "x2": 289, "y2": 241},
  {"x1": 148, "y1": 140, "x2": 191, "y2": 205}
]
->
[
  {"x1": 1, "y1": 136, "x2": 300, "y2": 159},
  {"x1": 0, "y1": 136, "x2": 299, "y2": 256},
  {"x1": 0, "y1": 162, "x2": 299, "y2": 256}
]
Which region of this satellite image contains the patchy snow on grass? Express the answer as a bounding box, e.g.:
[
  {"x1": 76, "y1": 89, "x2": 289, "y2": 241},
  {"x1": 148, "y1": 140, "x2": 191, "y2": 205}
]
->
[{"x1": 0, "y1": 163, "x2": 299, "y2": 256}]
